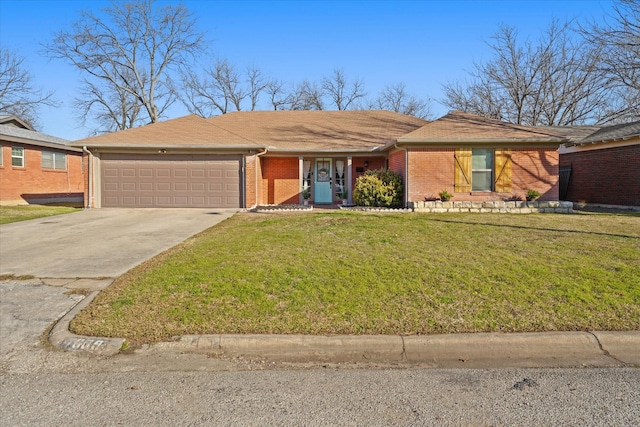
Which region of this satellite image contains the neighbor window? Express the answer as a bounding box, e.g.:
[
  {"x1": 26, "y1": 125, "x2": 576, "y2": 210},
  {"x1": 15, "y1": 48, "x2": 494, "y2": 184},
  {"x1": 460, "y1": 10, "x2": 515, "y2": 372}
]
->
[
  {"x1": 471, "y1": 149, "x2": 494, "y2": 191},
  {"x1": 11, "y1": 147, "x2": 24, "y2": 167},
  {"x1": 42, "y1": 150, "x2": 66, "y2": 170}
]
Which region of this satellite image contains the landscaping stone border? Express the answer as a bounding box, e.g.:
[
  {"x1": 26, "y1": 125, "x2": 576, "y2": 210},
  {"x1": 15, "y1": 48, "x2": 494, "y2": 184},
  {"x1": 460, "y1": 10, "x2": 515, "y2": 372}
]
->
[
  {"x1": 253, "y1": 201, "x2": 574, "y2": 214},
  {"x1": 410, "y1": 200, "x2": 574, "y2": 214},
  {"x1": 254, "y1": 204, "x2": 313, "y2": 212}
]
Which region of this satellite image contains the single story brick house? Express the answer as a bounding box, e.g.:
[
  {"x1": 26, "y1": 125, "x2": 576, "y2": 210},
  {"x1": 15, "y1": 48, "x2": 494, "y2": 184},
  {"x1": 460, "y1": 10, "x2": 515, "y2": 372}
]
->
[
  {"x1": 559, "y1": 120, "x2": 640, "y2": 207},
  {"x1": 0, "y1": 115, "x2": 86, "y2": 206},
  {"x1": 74, "y1": 110, "x2": 575, "y2": 209}
]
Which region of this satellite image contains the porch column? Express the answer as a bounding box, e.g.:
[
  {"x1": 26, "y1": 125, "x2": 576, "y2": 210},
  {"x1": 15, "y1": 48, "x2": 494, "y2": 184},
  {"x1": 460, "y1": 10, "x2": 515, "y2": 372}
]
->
[
  {"x1": 299, "y1": 156, "x2": 304, "y2": 204},
  {"x1": 347, "y1": 156, "x2": 353, "y2": 204}
]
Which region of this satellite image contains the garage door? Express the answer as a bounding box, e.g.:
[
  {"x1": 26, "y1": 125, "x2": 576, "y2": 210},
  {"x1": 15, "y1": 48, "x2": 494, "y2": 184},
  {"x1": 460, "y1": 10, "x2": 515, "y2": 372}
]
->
[{"x1": 100, "y1": 154, "x2": 242, "y2": 208}]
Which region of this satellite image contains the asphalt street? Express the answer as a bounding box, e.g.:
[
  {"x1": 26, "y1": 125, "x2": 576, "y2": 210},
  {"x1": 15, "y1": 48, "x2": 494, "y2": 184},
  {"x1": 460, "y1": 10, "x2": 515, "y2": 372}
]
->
[{"x1": 1, "y1": 278, "x2": 639, "y2": 426}]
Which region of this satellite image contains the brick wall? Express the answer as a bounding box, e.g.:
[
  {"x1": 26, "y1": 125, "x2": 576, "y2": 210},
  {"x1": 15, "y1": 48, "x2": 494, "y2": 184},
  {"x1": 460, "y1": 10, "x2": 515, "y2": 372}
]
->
[
  {"x1": 245, "y1": 154, "x2": 257, "y2": 207},
  {"x1": 352, "y1": 157, "x2": 385, "y2": 186},
  {"x1": 512, "y1": 148, "x2": 559, "y2": 201},
  {"x1": 260, "y1": 157, "x2": 300, "y2": 204},
  {"x1": 560, "y1": 144, "x2": 640, "y2": 206},
  {"x1": 406, "y1": 148, "x2": 454, "y2": 201},
  {"x1": 387, "y1": 149, "x2": 406, "y2": 187},
  {"x1": 0, "y1": 144, "x2": 85, "y2": 205},
  {"x1": 405, "y1": 147, "x2": 559, "y2": 203}
]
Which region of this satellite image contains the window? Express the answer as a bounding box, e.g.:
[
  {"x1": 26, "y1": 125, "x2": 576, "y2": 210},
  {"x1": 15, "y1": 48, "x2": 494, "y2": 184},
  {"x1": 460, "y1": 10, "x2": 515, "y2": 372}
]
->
[
  {"x1": 42, "y1": 150, "x2": 66, "y2": 170},
  {"x1": 472, "y1": 149, "x2": 494, "y2": 191},
  {"x1": 11, "y1": 147, "x2": 24, "y2": 167},
  {"x1": 454, "y1": 148, "x2": 512, "y2": 193}
]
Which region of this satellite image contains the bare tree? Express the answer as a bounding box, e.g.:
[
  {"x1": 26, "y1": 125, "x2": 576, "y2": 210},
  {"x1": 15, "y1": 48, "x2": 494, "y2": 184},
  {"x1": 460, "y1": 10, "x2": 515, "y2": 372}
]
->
[
  {"x1": 180, "y1": 59, "x2": 273, "y2": 116},
  {"x1": 289, "y1": 80, "x2": 324, "y2": 110},
  {"x1": 581, "y1": 0, "x2": 640, "y2": 122},
  {"x1": 45, "y1": 0, "x2": 204, "y2": 130},
  {"x1": 373, "y1": 82, "x2": 432, "y2": 119},
  {"x1": 265, "y1": 79, "x2": 289, "y2": 110},
  {"x1": 0, "y1": 48, "x2": 58, "y2": 129},
  {"x1": 321, "y1": 68, "x2": 366, "y2": 110},
  {"x1": 74, "y1": 72, "x2": 143, "y2": 134},
  {"x1": 443, "y1": 21, "x2": 619, "y2": 126},
  {"x1": 246, "y1": 64, "x2": 270, "y2": 111}
]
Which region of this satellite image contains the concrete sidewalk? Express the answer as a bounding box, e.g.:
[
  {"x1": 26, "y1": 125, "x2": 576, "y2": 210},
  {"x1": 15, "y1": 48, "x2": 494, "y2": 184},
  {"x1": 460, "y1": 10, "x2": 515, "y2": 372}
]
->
[{"x1": 49, "y1": 288, "x2": 640, "y2": 368}]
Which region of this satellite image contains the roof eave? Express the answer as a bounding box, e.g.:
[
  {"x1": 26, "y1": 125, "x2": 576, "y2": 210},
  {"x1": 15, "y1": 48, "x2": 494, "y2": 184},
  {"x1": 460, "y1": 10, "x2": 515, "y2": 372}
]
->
[
  {"x1": 72, "y1": 143, "x2": 264, "y2": 151},
  {"x1": 1, "y1": 134, "x2": 81, "y2": 152},
  {"x1": 568, "y1": 134, "x2": 640, "y2": 146},
  {"x1": 393, "y1": 138, "x2": 566, "y2": 148}
]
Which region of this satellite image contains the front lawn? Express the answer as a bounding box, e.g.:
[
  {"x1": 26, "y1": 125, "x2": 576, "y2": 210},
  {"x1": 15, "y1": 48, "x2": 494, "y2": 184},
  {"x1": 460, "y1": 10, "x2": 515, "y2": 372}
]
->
[
  {"x1": 72, "y1": 211, "x2": 640, "y2": 345},
  {"x1": 0, "y1": 205, "x2": 80, "y2": 224}
]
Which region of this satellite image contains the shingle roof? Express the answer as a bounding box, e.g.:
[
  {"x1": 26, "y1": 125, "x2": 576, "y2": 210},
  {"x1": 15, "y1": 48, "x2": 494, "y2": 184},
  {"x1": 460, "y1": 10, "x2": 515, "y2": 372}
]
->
[
  {"x1": 539, "y1": 125, "x2": 602, "y2": 142},
  {"x1": 0, "y1": 115, "x2": 33, "y2": 130},
  {"x1": 73, "y1": 114, "x2": 261, "y2": 148},
  {"x1": 206, "y1": 110, "x2": 429, "y2": 151},
  {"x1": 0, "y1": 122, "x2": 80, "y2": 152},
  {"x1": 397, "y1": 110, "x2": 569, "y2": 143},
  {"x1": 578, "y1": 120, "x2": 640, "y2": 144}
]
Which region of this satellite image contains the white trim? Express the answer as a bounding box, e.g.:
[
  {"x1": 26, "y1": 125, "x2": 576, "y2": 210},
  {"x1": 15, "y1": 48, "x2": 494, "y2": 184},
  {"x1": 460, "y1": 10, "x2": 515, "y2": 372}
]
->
[{"x1": 559, "y1": 138, "x2": 639, "y2": 154}]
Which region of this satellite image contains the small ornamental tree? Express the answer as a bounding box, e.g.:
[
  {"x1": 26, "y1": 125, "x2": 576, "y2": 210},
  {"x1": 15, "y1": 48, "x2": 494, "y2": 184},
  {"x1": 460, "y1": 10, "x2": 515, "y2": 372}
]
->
[{"x1": 353, "y1": 169, "x2": 403, "y2": 208}]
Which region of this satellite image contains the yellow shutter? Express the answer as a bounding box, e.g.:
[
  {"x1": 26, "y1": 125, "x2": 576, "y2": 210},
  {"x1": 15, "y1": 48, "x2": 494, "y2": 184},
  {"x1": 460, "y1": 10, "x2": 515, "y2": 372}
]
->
[
  {"x1": 494, "y1": 149, "x2": 512, "y2": 192},
  {"x1": 454, "y1": 149, "x2": 472, "y2": 192}
]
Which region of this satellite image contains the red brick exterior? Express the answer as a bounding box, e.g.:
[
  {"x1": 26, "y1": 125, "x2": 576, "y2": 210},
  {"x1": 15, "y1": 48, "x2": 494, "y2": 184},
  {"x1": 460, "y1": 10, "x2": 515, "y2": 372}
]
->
[
  {"x1": 388, "y1": 150, "x2": 406, "y2": 184},
  {"x1": 260, "y1": 157, "x2": 300, "y2": 205},
  {"x1": 512, "y1": 148, "x2": 559, "y2": 201},
  {"x1": 560, "y1": 144, "x2": 640, "y2": 206},
  {"x1": 245, "y1": 154, "x2": 257, "y2": 208},
  {"x1": 402, "y1": 147, "x2": 559, "y2": 203},
  {"x1": 0, "y1": 144, "x2": 85, "y2": 205}
]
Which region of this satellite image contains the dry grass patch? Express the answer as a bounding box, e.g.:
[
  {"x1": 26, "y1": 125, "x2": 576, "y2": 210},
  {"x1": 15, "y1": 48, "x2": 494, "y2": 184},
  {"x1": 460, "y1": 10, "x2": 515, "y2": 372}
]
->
[{"x1": 71, "y1": 211, "x2": 640, "y2": 345}]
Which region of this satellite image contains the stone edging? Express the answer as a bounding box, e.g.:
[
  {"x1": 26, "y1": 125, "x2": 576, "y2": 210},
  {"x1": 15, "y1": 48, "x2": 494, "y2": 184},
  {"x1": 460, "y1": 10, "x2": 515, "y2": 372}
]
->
[{"x1": 410, "y1": 200, "x2": 574, "y2": 214}]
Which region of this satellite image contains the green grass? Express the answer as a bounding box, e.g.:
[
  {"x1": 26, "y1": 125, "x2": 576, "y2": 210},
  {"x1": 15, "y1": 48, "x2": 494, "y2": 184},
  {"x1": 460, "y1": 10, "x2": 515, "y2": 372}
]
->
[
  {"x1": 0, "y1": 205, "x2": 80, "y2": 224},
  {"x1": 72, "y1": 211, "x2": 640, "y2": 345}
]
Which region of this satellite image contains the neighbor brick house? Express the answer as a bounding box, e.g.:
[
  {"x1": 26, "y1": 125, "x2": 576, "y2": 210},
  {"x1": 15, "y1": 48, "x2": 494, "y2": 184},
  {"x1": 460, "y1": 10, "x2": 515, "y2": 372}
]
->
[
  {"x1": 0, "y1": 115, "x2": 86, "y2": 206},
  {"x1": 74, "y1": 110, "x2": 578, "y2": 210},
  {"x1": 559, "y1": 121, "x2": 640, "y2": 207}
]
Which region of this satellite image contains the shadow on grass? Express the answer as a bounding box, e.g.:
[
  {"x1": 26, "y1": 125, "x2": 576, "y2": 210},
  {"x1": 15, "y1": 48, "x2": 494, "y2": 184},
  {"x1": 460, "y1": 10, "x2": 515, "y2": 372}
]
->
[{"x1": 427, "y1": 217, "x2": 640, "y2": 240}]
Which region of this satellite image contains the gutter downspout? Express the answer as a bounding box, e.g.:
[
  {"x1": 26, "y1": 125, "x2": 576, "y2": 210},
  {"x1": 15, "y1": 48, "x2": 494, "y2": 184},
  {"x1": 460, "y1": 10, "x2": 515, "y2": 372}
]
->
[
  {"x1": 251, "y1": 148, "x2": 269, "y2": 210},
  {"x1": 82, "y1": 146, "x2": 92, "y2": 209},
  {"x1": 394, "y1": 143, "x2": 409, "y2": 208}
]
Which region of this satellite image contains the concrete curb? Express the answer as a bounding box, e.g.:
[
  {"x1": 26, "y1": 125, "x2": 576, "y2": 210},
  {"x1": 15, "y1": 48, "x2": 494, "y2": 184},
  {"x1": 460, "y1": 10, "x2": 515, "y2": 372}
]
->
[
  {"x1": 154, "y1": 331, "x2": 640, "y2": 368},
  {"x1": 49, "y1": 289, "x2": 640, "y2": 367},
  {"x1": 49, "y1": 290, "x2": 125, "y2": 356}
]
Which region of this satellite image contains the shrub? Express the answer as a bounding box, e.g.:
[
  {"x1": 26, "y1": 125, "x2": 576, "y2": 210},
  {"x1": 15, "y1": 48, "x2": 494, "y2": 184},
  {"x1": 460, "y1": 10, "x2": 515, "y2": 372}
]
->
[
  {"x1": 353, "y1": 169, "x2": 403, "y2": 208},
  {"x1": 526, "y1": 189, "x2": 541, "y2": 201},
  {"x1": 438, "y1": 189, "x2": 453, "y2": 201}
]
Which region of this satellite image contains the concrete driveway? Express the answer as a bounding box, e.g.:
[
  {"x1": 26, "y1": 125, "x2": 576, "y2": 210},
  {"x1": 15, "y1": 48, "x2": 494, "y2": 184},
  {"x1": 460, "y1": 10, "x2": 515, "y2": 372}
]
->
[{"x1": 0, "y1": 208, "x2": 237, "y2": 279}]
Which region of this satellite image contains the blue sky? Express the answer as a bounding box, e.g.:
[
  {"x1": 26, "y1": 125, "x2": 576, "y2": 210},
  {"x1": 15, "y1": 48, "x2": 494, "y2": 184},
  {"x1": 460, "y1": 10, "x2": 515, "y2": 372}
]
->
[{"x1": 0, "y1": 0, "x2": 613, "y2": 140}]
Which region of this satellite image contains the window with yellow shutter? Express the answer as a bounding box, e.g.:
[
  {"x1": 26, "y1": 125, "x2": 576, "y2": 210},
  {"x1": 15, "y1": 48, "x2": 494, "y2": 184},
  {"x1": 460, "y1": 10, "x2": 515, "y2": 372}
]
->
[{"x1": 455, "y1": 148, "x2": 512, "y2": 193}]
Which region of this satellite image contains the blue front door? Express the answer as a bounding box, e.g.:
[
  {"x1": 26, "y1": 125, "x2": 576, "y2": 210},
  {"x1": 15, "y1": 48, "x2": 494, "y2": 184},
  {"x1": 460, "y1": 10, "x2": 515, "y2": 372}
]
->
[{"x1": 314, "y1": 158, "x2": 332, "y2": 203}]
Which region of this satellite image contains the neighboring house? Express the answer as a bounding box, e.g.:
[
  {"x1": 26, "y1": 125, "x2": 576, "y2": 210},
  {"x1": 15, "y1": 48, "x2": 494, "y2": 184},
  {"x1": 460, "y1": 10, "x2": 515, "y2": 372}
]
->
[
  {"x1": 73, "y1": 110, "x2": 574, "y2": 209},
  {"x1": 0, "y1": 116, "x2": 86, "y2": 206},
  {"x1": 559, "y1": 121, "x2": 640, "y2": 207}
]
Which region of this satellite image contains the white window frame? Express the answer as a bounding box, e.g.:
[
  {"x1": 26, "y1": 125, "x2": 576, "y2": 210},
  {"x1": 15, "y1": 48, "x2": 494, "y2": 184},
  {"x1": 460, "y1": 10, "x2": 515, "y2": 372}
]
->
[
  {"x1": 11, "y1": 146, "x2": 24, "y2": 168},
  {"x1": 42, "y1": 150, "x2": 67, "y2": 170},
  {"x1": 471, "y1": 148, "x2": 494, "y2": 192}
]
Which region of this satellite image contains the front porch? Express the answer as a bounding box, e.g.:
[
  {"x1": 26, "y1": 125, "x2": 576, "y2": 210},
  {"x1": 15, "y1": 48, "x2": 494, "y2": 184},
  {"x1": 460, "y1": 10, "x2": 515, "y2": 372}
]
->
[{"x1": 256, "y1": 155, "x2": 385, "y2": 207}]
